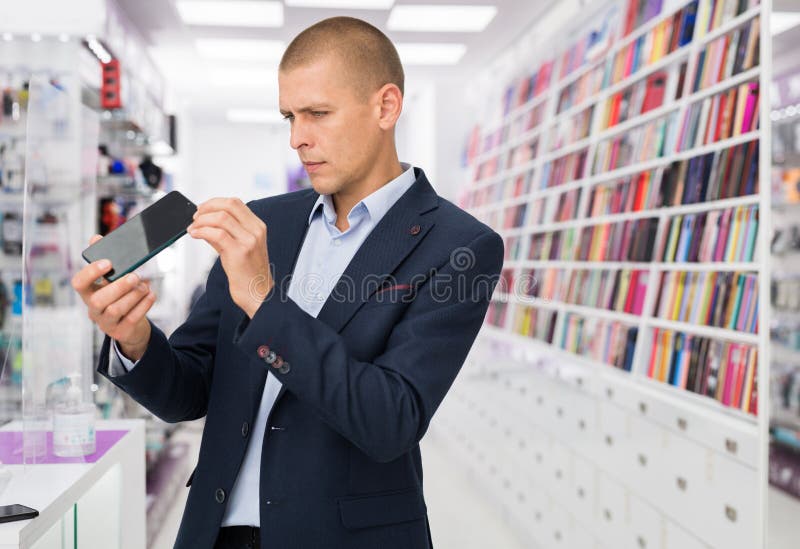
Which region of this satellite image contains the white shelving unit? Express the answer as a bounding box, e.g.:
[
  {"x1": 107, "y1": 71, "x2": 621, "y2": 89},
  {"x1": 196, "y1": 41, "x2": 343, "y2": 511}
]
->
[{"x1": 445, "y1": 0, "x2": 772, "y2": 547}]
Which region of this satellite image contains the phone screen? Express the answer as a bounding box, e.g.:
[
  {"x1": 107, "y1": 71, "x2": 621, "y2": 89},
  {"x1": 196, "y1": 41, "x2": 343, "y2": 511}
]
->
[
  {"x1": 82, "y1": 190, "x2": 197, "y2": 281},
  {"x1": 0, "y1": 504, "x2": 39, "y2": 523}
]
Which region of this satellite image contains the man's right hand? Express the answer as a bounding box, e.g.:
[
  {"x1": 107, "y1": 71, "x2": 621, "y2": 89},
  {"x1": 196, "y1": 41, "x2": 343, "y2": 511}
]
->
[{"x1": 71, "y1": 234, "x2": 157, "y2": 362}]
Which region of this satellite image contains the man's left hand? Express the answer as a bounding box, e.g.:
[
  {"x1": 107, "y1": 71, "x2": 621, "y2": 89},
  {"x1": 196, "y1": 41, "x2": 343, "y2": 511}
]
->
[{"x1": 187, "y1": 198, "x2": 273, "y2": 318}]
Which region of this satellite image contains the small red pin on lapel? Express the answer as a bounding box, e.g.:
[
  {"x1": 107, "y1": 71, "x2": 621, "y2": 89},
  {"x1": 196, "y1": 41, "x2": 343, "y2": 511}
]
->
[{"x1": 409, "y1": 224, "x2": 421, "y2": 235}]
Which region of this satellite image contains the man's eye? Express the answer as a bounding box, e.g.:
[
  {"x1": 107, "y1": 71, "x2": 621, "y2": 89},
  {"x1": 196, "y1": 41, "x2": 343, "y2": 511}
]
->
[
  {"x1": 311, "y1": 111, "x2": 327, "y2": 117},
  {"x1": 282, "y1": 114, "x2": 293, "y2": 122}
]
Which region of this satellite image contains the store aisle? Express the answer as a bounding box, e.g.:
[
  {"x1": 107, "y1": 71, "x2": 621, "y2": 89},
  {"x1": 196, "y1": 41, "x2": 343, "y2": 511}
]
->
[{"x1": 150, "y1": 423, "x2": 529, "y2": 549}]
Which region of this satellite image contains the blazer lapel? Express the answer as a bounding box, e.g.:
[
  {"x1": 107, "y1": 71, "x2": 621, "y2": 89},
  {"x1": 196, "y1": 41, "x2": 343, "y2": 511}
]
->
[{"x1": 316, "y1": 168, "x2": 439, "y2": 333}]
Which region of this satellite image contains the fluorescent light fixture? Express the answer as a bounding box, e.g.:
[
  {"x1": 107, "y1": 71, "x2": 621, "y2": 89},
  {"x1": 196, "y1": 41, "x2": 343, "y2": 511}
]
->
[
  {"x1": 395, "y1": 43, "x2": 467, "y2": 65},
  {"x1": 195, "y1": 38, "x2": 285, "y2": 61},
  {"x1": 772, "y1": 12, "x2": 800, "y2": 35},
  {"x1": 388, "y1": 4, "x2": 497, "y2": 32},
  {"x1": 227, "y1": 108, "x2": 285, "y2": 123},
  {"x1": 59, "y1": 33, "x2": 70, "y2": 43},
  {"x1": 285, "y1": 0, "x2": 394, "y2": 8},
  {"x1": 176, "y1": 1, "x2": 284, "y2": 27},
  {"x1": 31, "y1": 33, "x2": 42, "y2": 42},
  {"x1": 2, "y1": 33, "x2": 12, "y2": 42},
  {"x1": 210, "y1": 68, "x2": 278, "y2": 87}
]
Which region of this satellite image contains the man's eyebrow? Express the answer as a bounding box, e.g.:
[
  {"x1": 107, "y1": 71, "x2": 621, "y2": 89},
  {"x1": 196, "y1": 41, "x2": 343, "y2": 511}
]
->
[{"x1": 279, "y1": 104, "x2": 334, "y2": 115}]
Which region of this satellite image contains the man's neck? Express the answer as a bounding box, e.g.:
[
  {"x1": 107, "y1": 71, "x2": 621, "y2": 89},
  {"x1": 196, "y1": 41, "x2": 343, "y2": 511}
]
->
[{"x1": 332, "y1": 157, "x2": 404, "y2": 233}]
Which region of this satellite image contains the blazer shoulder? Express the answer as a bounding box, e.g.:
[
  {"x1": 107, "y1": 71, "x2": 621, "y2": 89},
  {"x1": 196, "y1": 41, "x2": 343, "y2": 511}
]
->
[{"x1": 435, "y1": 195, "x2": 501, "y2": 244}]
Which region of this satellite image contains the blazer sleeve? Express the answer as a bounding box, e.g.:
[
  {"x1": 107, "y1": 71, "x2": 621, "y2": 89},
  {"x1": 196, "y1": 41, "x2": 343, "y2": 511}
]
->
[
  {"x1": 233, "y1": 229, "x2": 505, "y2": 462},
  {"x1": 96, "y1": 258, "x2": 226, "y2": 423}
]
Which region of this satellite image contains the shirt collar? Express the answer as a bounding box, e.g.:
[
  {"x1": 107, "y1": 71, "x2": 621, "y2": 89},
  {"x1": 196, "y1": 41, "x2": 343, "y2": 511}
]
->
[{"x1": 307, "y1": 162, "x2": 416, "y2": 227}]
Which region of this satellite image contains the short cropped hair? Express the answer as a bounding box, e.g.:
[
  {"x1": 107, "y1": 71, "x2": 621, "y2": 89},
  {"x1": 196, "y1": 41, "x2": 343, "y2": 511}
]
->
[{"x1": 279, "y1": 16, "x2": 404, "y2": 98}]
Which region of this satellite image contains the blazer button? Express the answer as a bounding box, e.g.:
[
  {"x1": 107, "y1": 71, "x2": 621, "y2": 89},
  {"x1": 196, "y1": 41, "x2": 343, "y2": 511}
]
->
[
  {"x1": 215, "y1": 488, "x2": 226, "y2": 504},
  {"x1": 257, "y1": 345, "x2": 270, "y2": 358},
  {"x1": 279, "y1": 362, "x2": 291, "y2": 374},
  {"x1": 263, "y1": 350, "x2": 277, "y2": 364},
  {"x1": 241, "y1": 421, "x2": 250, "y2": 438},
  {"x1": 272, "y1": 356, "x2": 284, "y2": 369}
]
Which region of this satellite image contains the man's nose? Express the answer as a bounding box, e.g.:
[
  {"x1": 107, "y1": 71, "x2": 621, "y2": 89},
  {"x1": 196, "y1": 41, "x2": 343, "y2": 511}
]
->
[{"x1": 289, "y1": 120, "x2": 310, "y2": 150}]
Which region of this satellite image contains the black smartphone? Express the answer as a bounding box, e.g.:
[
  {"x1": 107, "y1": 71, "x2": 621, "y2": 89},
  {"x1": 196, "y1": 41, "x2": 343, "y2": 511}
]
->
[
  {"x1": 0, "y1": 504, "x2": 39, "y2": 524},
  {"x1": 82, "y1": 190, "x2": 197, "y2": 282}
]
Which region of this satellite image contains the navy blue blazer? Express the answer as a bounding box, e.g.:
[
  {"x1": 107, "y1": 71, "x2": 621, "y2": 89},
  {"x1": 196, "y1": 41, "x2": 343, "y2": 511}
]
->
[{"x1": 97, "y1": 168, "x2": 504, "y2": 549}]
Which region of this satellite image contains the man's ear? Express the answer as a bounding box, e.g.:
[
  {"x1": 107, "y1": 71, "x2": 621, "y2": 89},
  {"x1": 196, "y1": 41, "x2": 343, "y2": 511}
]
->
[{"x1": 376, "y1": 83, "x2": 403, "y2": 130}]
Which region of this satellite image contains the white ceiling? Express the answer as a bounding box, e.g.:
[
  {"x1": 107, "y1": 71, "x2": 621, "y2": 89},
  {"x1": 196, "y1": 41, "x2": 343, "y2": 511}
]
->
[{"x1": 114, "y1": 0, "x2": 554, "y2": 119}]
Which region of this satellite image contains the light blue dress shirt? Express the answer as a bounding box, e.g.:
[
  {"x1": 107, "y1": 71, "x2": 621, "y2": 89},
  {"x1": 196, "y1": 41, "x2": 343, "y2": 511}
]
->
[{"x1": 110, "y1": 162, "x2": 417, "y2": 527}]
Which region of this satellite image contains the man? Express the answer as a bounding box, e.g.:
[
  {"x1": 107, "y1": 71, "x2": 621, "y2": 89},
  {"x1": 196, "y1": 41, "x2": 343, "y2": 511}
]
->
[{"x1": 72, "y1": 16, "x2": 503, "y2": 549}]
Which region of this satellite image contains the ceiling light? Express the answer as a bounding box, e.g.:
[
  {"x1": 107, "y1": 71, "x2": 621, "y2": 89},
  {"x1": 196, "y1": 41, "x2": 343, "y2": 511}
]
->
[
  {"x1": 285, "y1": 0, "x2": 394, "y2": 8},
  {"x1": 195, "y1": 39, "x2": 285, "y2": 61},
  {"x1": 395, "y1": 43, "x2": 467, "y2": 65},
  {"x1": 176, "y1": 1, "x2": 284, "y2": 27},
  {"x1": 2, "y1": 33, "x2": 12, "y2": 42},
  {"x1": 388, "y1": 4, "x2": 497, "y2": 32},
  {"x1": 59, "y1": 34, "x2": 70, "y2": 43},
  {"x1": 31, "y1": 33, "x2": 42, "y2": 42},
  {"x1": 227, "y1": 108, "x2": 285, "y2": 124},
  {"x1": 210, "y1": 68, "x2": 278, "y2": 87}
]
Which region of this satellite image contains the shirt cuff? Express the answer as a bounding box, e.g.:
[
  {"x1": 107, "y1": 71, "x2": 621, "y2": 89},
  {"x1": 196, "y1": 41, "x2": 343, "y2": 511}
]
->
[{"x1": 108, "y1": 339, "x2": 140, "y2": 376}]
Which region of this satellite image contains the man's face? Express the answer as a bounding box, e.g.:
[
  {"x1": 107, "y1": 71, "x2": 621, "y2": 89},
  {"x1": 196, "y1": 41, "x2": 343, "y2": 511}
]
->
[{"x1": 279, "y1": 56, "x2": 381, "y2": 195}]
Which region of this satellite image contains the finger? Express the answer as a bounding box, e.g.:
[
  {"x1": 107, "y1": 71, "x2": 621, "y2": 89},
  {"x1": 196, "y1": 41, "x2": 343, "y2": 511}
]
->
[
  {"x1": 89, "y1": 234, "x2": 103, "y2": 246},
  {"x1": 189, "y1": 210, "x2": 253, "y2": 245},
  {"x1": 72, "y1": 259, "x2": 113, "y2": 298},
  {"x1": 118, "y1": 289, "x2": 157, "y2": 327},
  {"x1": 187, "y1": 225, "x2": 235, "y2": 253},
  {"x1": 196, "y1": 198, "x2": 264, "y2": 237},
  {"x1": 100, "y1": 282, "x2": 151, "y2": 325},
  {"x1": 86, "y1": 272, "x2": 143, "y2": 317}
]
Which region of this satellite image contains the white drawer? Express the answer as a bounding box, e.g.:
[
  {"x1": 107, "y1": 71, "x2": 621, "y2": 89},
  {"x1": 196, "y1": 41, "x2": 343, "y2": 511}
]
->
[
  {"x1": 548, "y1": 502, "x2": 571, "y2": 548},
  {"x1": 660, "y1": 432, "x2": 714, "y2": 534},
  {"x1": 598, "y1": 401, "x2": 630, "y2": 476},
  {"x1": 627, "y1": 415, "x2": 669, "y2": 499},
  {"x1": 699, "y1": 452, "x2": 759, "y2": 549},
  {"x1": 569, "y1": 517, "x2": 597, "y2": 549},
  {"x1": 547, "y1": 441, "x2": 574, "y2": 506},
  {"x1": 627, "y1": 494, "x2": 664, "y2": 549},
  {"x1": 572, "y1": 454, "x2": 597, "y2": 525},
  {"x1": 596, "y1": 473, "x2": 628, "y2": 547}
]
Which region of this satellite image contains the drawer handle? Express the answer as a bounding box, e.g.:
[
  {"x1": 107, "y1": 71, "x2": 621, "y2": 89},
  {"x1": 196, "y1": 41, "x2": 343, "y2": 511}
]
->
[
  {"x1": 606, "y1": 387, "x2": 614, "y2": 398},
  {"x1": 519, "y1": 387, "x2": 527, "y2": 395},
  {"x1": 677, "y1": 417, "x2": 688, "y2": 430},
  {"x1": 725, "y1": 505, "x2": 738, "y2": 522},
  {"x1": 555, "y1": 469, "x2": 562, "y2": 479},
  {"x1": 637, "y1": 535, "x2": 646, "y2": 548},
  {"x1": 517, "y1": 492, "x2": 525, "y2": 503},
  {"x1": 676, "y1": 477, "x2": 687, "y2": 491},
  {"x1": 605, "y1": 435, "x2": 613, "y2": 446},
  {"x1": 537, "y1": 396, "x2": 544, "y2": 405},
  {"x1": 536, "y1": 452, "x2": 543, "y2": 463},
  {"x1": 576, "y1": 377, "x2": 583, "y2": 387},
  {"x1": 556, "y1": 407, "x2": 564, "y2": 417},
  {"x1": 554, "y1": 530, "x2": 562, "y2": 541},
  {"x1": 604, "y1": 508, "x2": 612, "y2": 521},
  {"x1": 638, "y1": 453, "x2": 648, "y2": 467},
  {"x1": 725, "y1": 438, "x2": 738, "y2": 454},
  {"x1": 535, "y1": 511, "x2": 542, "y2": 522},
  {"x1": 577, "y1": 487, "x2": 585, "y2": 499},
  {"x1": 578, "y1": 419, "x2": 586, "y2": 430},
  {"x1": 639, "y1": 401, "x2": 648, "y2": 414},
  {"x1": 518, "y1": 440, "x2": 526, "y2": 450}
]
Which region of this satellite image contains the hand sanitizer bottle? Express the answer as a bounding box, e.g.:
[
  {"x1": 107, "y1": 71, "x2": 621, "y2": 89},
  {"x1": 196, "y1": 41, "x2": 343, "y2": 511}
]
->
[{"x1": 53, "y1": 374, "x2": 96, "y2": 457}]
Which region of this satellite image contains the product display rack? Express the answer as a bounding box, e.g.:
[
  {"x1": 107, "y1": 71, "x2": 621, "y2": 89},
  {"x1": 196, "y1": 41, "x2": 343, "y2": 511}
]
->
[{"x1": 454, "y1": 0, "x2": 771, "y2": 547}]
